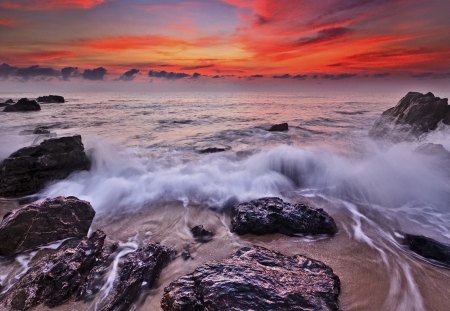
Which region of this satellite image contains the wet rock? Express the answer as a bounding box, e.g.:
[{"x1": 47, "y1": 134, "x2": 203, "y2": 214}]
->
[
  {"x1": 0, "y1": 230, "x2": 106, "y2": 310},
  {"x1": 195, "y1": 144, "x2": 231, "y2": 154},
  {"x1": 33, "y1": 126, "x2": 51, "y2": 135},
  {"x1": 0, "y1": 99, "x2": 14, "y2": 107},
  {"x1": 269, "y1": 122, "x2": 289, "y2": 132},
  {"x1": 191, "y1": 225, "x2": 214, "y2": 243},
  {"x1": 369, "y1": 92, "x2": 450, "y2": 140},
  {"x1": 161, "y1": 246, "x2": 340, "y2": 311},
  {"x1": 0, "y1": 196, "x2": 95, "y2": 256},
  {"x1": 36, "y1": 95, "x2": 65, "y2": 103},
  {"x1": 181, "y1": 244, "x2": 192, "y2": 260},
  {"x1": 231, "y1": 197, "x2": 337, "y2": 236},
  {"x1": 0, "y1": 135, "x2": 91, "y2": 197},
  {"x1": 97, "y1": 243, "x2": 174, "y2": 311},
  {"x1": 402, "y1": 234, "x2": 450, "y2": 268},
  {"x1": 3, "y1": 98, "x2": 41, "y2": 112}
]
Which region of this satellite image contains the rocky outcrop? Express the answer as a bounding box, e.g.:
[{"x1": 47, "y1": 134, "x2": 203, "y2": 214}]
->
[
  {"x1": 269, "y1": 122, "x2": 289, "y2": 132},
  {"x1": 191, "y1": 225, "x2": 214, "y2": 243},
  {"x1": 161, "y1": 246, "x2": 340, "y2": 311},
  {"x1": 0, "y1": 230, "x2": 106, "y2": 310},
  {"x1": 95, "y1": 243, "x2": 175, "y2": 311},
  {"x1": 0, "y1": 99, "x2": 13, "y2": 107},
  {"x1": 36, "y1": 95, "x2": 65, "y2": 103},
  {"x1": 3, "y1": 98, "x2": 41, "y2": 112},
  {"x1": 402, "y1": 234, "x2": 450, "y2": 268},
  {"x1": 231, "y1": 197, "x2": 337, "y2": 236},
  {"x1": 0, "y1": 196, "x2": 95, "y2": 256},
  {"x1": 369, "y1": 92, "x2": 450, "y2": 140},
  {"x1": 0, "y1": 135, "x2": 91, "y2": 197}
]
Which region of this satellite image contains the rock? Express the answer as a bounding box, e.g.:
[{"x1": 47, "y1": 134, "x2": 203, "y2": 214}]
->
[
  {"x1": 5, "y1": 99, "x2": 14, "y2": 104},
  {"x1": 269, "y1": 122, "x2": 289, "y2": 132},
  {"x1": 161, "y1": 246, "x2": 340, "y2": 311},
  {"x1": 195, "y1": 144, "x2": 231, "y2": 154},
  {"x1": 181, "y1": 244, "x2": 192, "y2": 261},
  {"x1": 96, "y1": 243, "x2": 174, "y2": 311},
  {"x1": 0, "y1": 196, "x2": 95, "y2": 256},
  {"x1": 369, "y1": 92, "x2": 450, "y2": 140},
  {"x1": 0, "y1": 135, "x2": 91, "y2": 197},
  {"x1": 191, "y1": 225, "x2": 214, "y2": 243},
  {"x1": 33, "y1": 126, "x2": 51, "y2": 135},
  {"x1": 3, "y1": 98, "x2": 41, "y2": 112},
  {"x1": 36, "y1": 95, "x2": 65, "y2": 103},
  {"x1": 0, "y1": 230, "x2": 106, "y2": 310},
  {"x1": 231, "y1": 197, "x2": 337, "y2": 236},
  {"x1": 402, "y1": 234, "x2": 450, "y2": 268}
]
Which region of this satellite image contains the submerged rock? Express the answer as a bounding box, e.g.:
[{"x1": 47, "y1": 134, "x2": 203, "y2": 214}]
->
[
  {"x1": 96, "y1": 243, "x2": 174, "y2": 311},
  {"x1": 161, "y1": 246, "x2": 340, "y2": 311},
  {"x1": 0, "y1": 196, "x2": 95, "y2": 256},
  {"x1": 0, "y1": 230, "x2": 106, "y2": 310},
  {"x1": 0, "y1": 135, "x2": 91, "y2": 197},
  {"x1": 191, "y1": 225, "x2": 214, "y2": 243},
  {"x1": 231, "y1": 197, "x2": 337, "y2": 236},
  {"x1": 36, "y1": 95, "x2": 65, "y2": 103},
  {"x1": 402, "y1": 234, "x2": 450, "y2": 268},
  {"x1": 268, "y1": 122, "x2": 289, "y2": 132},
  {"x1": 369, "y1": 92, "x2": 450, "y2": 140},
  {"x1": 33, "y1": 126, "x2": 51, "y2": 135},
  {"x1": 3, "y1": 98, "x2": 41, "y2": 112}
]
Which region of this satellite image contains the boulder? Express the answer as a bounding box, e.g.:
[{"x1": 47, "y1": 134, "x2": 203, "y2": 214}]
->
[
  {"x1": 369, "y1": 92, "x2": 450, "y2": 140},
  {"x1": 269, "y1": 122, "x2": 289, "y2": 132},
  {"x1": 0, "y1": 135, "x2": 91, "y2": 197},
  {"x1": 191, "y1": 225, "x2": 214, "y2": 243},
  {"x1": 0, "y1": 196, "x2": 95, "y2": 256},
  {"x1": 231, "y1": 197, "x2": 337, "y2": 236},
  {"x1": 0, "y1": 230, "x2": 106, "y2": 310},
  {"x1": 3, "y1": 98, "x2": 41, "y2": 112},
  {"x1": 36, "y1": 95, "x2": 65, "y2": 103},
  {"x1": 402, "y1": 234, "x2": 450, "y2": 268},
  {"x1": 5, "y1": 99, "x2": 14, "y2": 104},
  {"x1": 161, "y1": 246, "x2": 340, "y2": 311}
]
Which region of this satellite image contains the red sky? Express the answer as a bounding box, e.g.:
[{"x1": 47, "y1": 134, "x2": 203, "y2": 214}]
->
[{"x1": 0, "y1": 0, "x2": 450, "y2": 82}]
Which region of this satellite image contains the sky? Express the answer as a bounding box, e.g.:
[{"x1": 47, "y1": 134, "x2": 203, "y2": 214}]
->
[{"x1": 0, "y1": 0, "x2": 450, "y2": 86}]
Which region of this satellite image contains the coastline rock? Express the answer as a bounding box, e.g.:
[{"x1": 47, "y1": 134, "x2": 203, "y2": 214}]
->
[
  {"x1": 402, "y1": 234, "x2": 450, "y2": 268},
  {"x1": 96, "y1": 243, "x2": 174, "y2": 311},
  {"x1": 369, "y1": 92, "x2": 450, "y2": 140},
  {"x1": 0, "y1": 196, "x2": 95, "y2": 256},
  {"x1": 0, "y1": 230, "x2": 106, "y2": 310},
  {"x1": 33, "y1": 126, "x2": 51, "y2": 135},
  {"x1": 0, "y1": 99, "x2": 14, "y2": 107},
  {"x1": 195, "y1": 144, "x2": 231, "y2": 154},
  {"x1": 0, "y1": 135, "x2": 91, "y2": 197},
  {"x1": 161, "y1": 246, "x2": 340, "y2": 311},
  {"x1": 231, "y1": 197, "x2": 337, "y2": 236},
  {"x1": 36, "y1": 95, "x2": 65, "y2": 104},
  {"x1": 191, "y1": 225, "x2": 214, "y2": 243},
  {"x1": 268, "y1": 122, "x2": 289, "y2": 132},
  {"x1": 3, "y1": 98, "x2": 41, "y2": 112}
]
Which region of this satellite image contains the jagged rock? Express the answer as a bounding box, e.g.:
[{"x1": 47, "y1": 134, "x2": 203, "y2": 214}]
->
[
  {"x1": 0, "y1": 196, "x2": 95, "y2": 256},
  {"x1": 195, "y1": 144, "x2": 231, "y2": 154},
  {"x1": 96, "y1": 243, "x2": 174, "y2": 311},
  {"x1": 191, "y1": 225, "x2": 214, "y2": 243},
  {"x1": 0, "y1": 135, "x2": 91, "y2": 197},
  {"x1": 5, "y1": 99, "x2": 14, "y2": 104},
  {"x1": 0, "y1": 230, "x2": 106, "y2": 310},
  {"x1": 269, "y1": 122, "x2": 289, "y2": 132},
  {"x1": 231, "y1": 197, "x2": 337, "y2": 236},
  {"x1": 3, "y1": 98, "x2": 41, "y2": 112},
  {"x1": 402, "y1": 234, "x2": 450, "y2": 268},
  {"x1": 161, "y1": 246, "x2": 340, "y2": 311},
  {"x1": 36, "y1": 95, "x2": 65, "y2": 103},
  {"x1": 369, "y1": 92, "x2": 450, "y2": 140}
]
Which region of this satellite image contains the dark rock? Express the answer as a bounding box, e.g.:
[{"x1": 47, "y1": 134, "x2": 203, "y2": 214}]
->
[
  {"x1": 36, "y1": 95, "x2": 65, "y2": 103},
  {"x1": 5, "y1": 99, "x2": 14, "y2": 104},
  {"x1": 181, "y1": 244, "x2": 192, "y2": 261},
  {"x1": 231, "y1": 197, "x2": 337, "y2": 236},
  {"x1": 0, "y1": 135, "x2": 91, "y2": 197},
  {"x1": 161, "y1": 246, "x2": 340, "y2": 311},
  {"x1": 33, "y1": 126, "x2": 51, "y2": 135},
  {"x1": 0, "y1": 230, "x2": 106, "y2": 310},
  {"x1": 191, "y1": 225, "x2": 214, "y2": 243},
  {"x1": 96, "y1": 243, "x2": 174, "y2": 311},
  {"x1": 195, "y1": 144, "x2": 231, "y2": 154},
  {"x1": 3, "y1": 98, "x2": 41, "y2": 112},
  {"x1": 369, "y1": 92, "x2": 450, "y2": 140},
  {"x1": 269, "y1": 122, "x2": 289, "y2": 132},
  {"x1": 0, "y1": 196, "x2": 95, "y2": 256},
  {"x1": 402, "y1": 233, "x2": 450, "y2": 268}
]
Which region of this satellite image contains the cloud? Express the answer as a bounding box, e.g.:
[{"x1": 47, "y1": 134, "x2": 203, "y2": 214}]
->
[
  {"x1": 295, "y1": 27, "x2": 351, "y2": 46},
  {"x1": 61, "y1": 67, "x2": 79, "y2": 80},
  {"x1": 410, "y1": 72, "x2": 450, "y2": 79},
  {"x1": 119, "y1": 68, "x2": 139, "y2": 81},
  {"x1": 82, "y1": 67, "x2": 107, "y2": 80},
  {"x1": 371, "y1": 73, "x2": 390, "y2": 78},
  {"x1": 0, "y1": 63, "x2": 18, "y2": 78},
  {"x1": 181, "y1": 64, "x2": 215, "y2": 70},
  {"x1": 292, "y1": 74, "x2": 308, "y2": 80},
  {"x1": 273, "y1": 74, "x2": 291, "y2": 79},
  {"x1": 15, "y1": 65, "x2": 60, "y2": 80},
  {"x1": 0, "y1": 0, "x2": 107, "y2": 11},
  {"x1": 148, "y1": 70, "x2": 190, "y2": 80},
  {"x1": 0, "y1": 18, "x2": 15, "y2": 27},
  {"x1": 192, "y1": 72, "x2": 201, "y2": 78}
]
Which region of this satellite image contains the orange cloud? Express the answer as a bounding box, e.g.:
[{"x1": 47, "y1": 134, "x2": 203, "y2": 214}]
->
[{"x1": 0, "y1": 0, "x2": 106, "y2": 11}]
